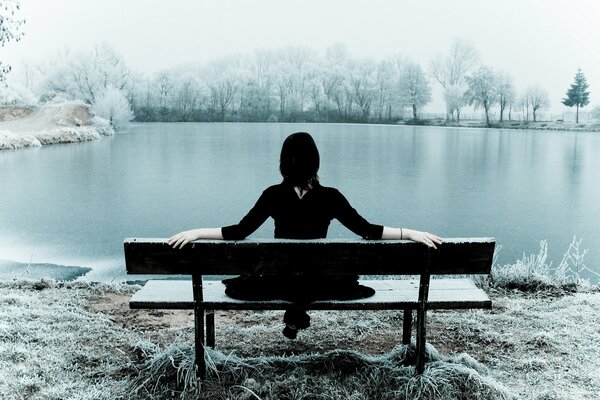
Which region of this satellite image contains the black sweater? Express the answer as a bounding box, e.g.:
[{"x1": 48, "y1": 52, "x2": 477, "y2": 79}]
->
[{"x1": 221, "y1": 183, "x2": 383, "y2": 240}]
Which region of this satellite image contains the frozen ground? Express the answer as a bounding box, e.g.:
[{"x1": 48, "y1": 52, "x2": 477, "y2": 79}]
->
[
  {"x1": 408, "y1": 118, "x2": 600, "y2": 132},
  {"x1": 0, "y1": 279, "x2": 598, "y2": 399},
  {"x1": 0, "y1": 103, "x2": 114, "y2": 150},
  {"x1": 0, "y1": 259, "x2": 90, "y2": 281}
]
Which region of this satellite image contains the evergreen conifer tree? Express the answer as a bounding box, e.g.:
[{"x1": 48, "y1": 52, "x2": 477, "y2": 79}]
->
[{"x1": 562, "y1": 69, "x2": 590, "y2": 123}]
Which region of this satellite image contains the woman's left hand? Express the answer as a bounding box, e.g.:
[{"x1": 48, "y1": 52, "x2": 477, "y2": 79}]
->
[
  {"x1": 168, "y1": 230, "x2": 200, "y2": 249},
  {"x1": 406, "y1": 230, "x2": 443, "y2": 249}
]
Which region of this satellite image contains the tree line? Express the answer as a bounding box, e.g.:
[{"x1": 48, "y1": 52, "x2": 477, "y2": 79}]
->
[{"x1": 0, "y1": 3, "x2": 595, "y2": 127}]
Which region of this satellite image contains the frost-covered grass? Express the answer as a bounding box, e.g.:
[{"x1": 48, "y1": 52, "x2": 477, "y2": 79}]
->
[
  {"x1": 0, "y1": 280, "x2": 141, "y2": 399},
  {"x1": 481, "y1": 237, "x2": 596, "y2": 292},
  {"x1": 2, "y1": 276, "x2": 600, "y2": 399},
  {"x1": 127, "y1": 344, "x2": 511, "y2": 400},
  {"x1": 417, "y1": 118, "x2": 600, "y2": 133},
  {"x1": 0, "y1": 124, "x2": 113, "y2": 150}
]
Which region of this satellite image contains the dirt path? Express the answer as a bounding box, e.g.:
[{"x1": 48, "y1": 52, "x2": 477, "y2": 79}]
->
[{"x1": 0, "y1": 103, "x2": 92, "y2": 132}]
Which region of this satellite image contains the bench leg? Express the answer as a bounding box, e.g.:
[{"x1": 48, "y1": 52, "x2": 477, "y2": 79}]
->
[
  {"x1": 402, "y1": 309, "x2": 412, "y2": 345},
  {"x1": 206, "y1": 310, "x2": 215, "y2": 348},
  {"x1": 194, "y1": 305, "x2": 206, "y2": 379},
  {"x1": 192, "y1": 274, "x2": 206, "y2": 380},
  {"x1": 415, "y1": 305, "x2": 427, "y2": 374},
  {"x1": 415, "y1": 272, "x2": 431, "y2": 375}
]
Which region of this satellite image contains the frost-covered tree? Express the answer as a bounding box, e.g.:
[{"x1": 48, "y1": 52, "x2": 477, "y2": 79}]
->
[
  {"x1": 92, "y1": 86, "x2": 134, "y2": 125},
  {"x1": 562, "y1": 69, "x2": 590, "y2": 123},
  {"x1": 496, "y1": 72, "x2": 515, "y2": 122},
  {"x1": 285, "y1": 47, "x2": 315, "y2": 116},
  {"x1": 241, "y1": 50, "x2": 274, "y2": 120},
  {"x1": 346, "y1": 59, "x2": 377, "y2": 121},
  {"x1": 430, "y1": 39, "x2": 479, "y2": 120},
  {"x1": 322, "y1": 46, "x2": 350, "y2": 120},
  {"x1": 464, "y1": 66, "x2": 498, "y2": 127},
  {"x1": 40, "y1": 45, "x2": 131, "y2": 105},
  {"x1": 373, "y1": 56, "x2": 404, "y2": 122},
  {"x1": 0, "y1": 0, "x2": 24, "y2": 82},
  {"x1": 174, "y1": 76, "x2": 201, "y2": 122},
  {"x1": 590, "y1": 106, "x2": 600, "y2": 122},
  {"x1": 591, "y1": 105, "x2": 600, "y2": 122},
  {"x1": 525, "y1": 86, "x2": 550, "y2": 122},
  {"x1": 203, "y1": 55, "x2": 246, "y2": 120},
  {"x1": 305, "y1": 62, "x2": 325, "y2": 117},
  {"x1": 444, "y1": 84, "x2": 466, "y2": 122},
  {"x1": 398, "y1": 61, "x2": 431, "y2": 120},
  {"x1": 0, "y1": 76, "x2": 36, "y2": 105}
]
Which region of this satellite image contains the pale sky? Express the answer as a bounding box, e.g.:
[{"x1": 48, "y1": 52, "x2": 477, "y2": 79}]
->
[{"x1": 3, "y1": 0, "x2": 600, "y2": 113}]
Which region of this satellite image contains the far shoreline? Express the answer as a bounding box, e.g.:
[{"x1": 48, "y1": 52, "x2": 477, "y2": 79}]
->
[
  {"x1": 2, "y1": 103, "x2": 599, "y2": 153},
  {"x1": 129, "y1": 118, "x2": 600, "y2": 133}
]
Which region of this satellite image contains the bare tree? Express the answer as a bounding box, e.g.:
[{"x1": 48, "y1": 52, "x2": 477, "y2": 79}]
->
[
  {"x1": 464, "y1": 66, "x2": 498, "y2": 127},
  {"x1": 398, "y1": 61, "x2": 431, "y2": 120},
  {"x1": 305, "y1": 61, "x2": 325, "y2": 116},
  {"x1": 346, "y1": 59, "x2": 376, "y2": 121},
  {"x1": 153, "y1": 72, "x2": 173, "y2": 111},
  {"x1": 284, "y1": 46, "x2": 315, "y2": 116},
  {"x1": 246, "y1": 50, "x2": 275, "y2": 118},
  {"x1": 525, "y1": 86, "x2": 550, "y2": 122},
  {"x1": 273, "y1": 60, "x2": 294, "y2": 119},
  {"x1": 322, "y1": 45, "x2": 350, "y2": 119},
  {"x1": 496, "y1": 72, "x2": 515, "y2": 122},
  {"x1": 71, "y1": 45, "x2": 131, "y2": 104},
  {"x1": 204, "y1": 55, "x2": 245, "y2": 120},
  {"x1": 430, "y1": 39, "x2": 479, "y2": 120},
  {"x1": 444, "y1": 84, "x2": 465, "y2": 122},
  {"x1": 518, "y1": 92, "x2": 530, "y2": 122},
  {"x1": 373, "y1": 55, "x2": 405, "y2": 121},
  {"x1": 174, "y1": 77, "x2": 200, "y2": 121},
  {"x1": 591, "y1": 105, "x2": 600, "y2": 122}
]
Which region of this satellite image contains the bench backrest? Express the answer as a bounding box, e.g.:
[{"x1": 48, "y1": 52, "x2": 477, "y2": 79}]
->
[{"x1": 124, "y1": 238, "x2": 495, "y2": 276}]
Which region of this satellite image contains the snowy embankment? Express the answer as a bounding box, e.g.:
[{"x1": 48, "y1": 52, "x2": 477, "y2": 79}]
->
[{"x1": 0, "y1": 102, "x2": 114, "y2": 150}]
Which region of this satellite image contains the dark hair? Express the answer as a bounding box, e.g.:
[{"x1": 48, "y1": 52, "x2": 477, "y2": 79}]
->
[{"x1": 279, "y1": 132, "x2": 320, "y2": 190}]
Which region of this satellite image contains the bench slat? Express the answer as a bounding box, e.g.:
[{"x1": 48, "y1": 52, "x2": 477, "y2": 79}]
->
[
  {"x1": 130, "y1": 279, "x2": 491, "y2": 311},
  {"x1": 124, "y1": 238, "x2": 495, "y2": 276}
]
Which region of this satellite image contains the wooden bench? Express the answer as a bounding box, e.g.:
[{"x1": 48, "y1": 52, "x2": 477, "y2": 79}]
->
[{"x1": 124, "y1": 238, "x2": 494, "y2": 377}]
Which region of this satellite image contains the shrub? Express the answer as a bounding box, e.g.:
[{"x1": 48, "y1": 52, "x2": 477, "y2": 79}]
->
[{"x1": 485, "y1": 237, "x2": 593, "y2": 292}]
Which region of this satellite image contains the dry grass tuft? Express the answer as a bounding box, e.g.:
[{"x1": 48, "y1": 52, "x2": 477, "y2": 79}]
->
[
  {"x1": 126, "y1": 344, "x2": 513, "y2": 400},
  {"x1": 477, "y1": 237, "x2": 597, "y2": 293}
]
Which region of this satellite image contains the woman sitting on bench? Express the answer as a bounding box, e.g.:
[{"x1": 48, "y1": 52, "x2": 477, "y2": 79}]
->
[{"x1": 169, "y1": 131, "x2": 442, "y2": 339}]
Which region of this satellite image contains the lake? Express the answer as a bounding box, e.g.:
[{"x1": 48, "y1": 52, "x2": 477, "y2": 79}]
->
[{"x1": 1, "y1": 122, "x2": 599, "y2": 281}]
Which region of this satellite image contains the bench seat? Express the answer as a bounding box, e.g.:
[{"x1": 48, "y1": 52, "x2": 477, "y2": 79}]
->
[{"x1": 130, "y1": 278, "x2": 491, "y2": 310}]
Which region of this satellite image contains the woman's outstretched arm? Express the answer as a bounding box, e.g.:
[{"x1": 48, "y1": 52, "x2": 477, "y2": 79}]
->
[
  {"x1": 381, "y1": 227, "x2": 442, "y2": 249},
  {"x1": 168, "y1": 228, "x2": 223, "y2": 249}
]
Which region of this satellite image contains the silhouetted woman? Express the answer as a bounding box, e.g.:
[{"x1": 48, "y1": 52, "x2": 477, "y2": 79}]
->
[{"x1": 169, "y1": 132, "x2": 441, "y2": 339}]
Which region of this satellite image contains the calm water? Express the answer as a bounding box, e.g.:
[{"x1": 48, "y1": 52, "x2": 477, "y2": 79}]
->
[{"x1": 1, "y1": 122, "x2": 599, "y2": 281}]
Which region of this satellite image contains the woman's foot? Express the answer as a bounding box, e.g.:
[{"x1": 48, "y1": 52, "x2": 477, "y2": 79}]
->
[
  {"x1": 283, "y1": 308, "x2": 310, "y2": 329},
  {"x1": 282, "y1": 324, "x2": 298, "y2": 339}
]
